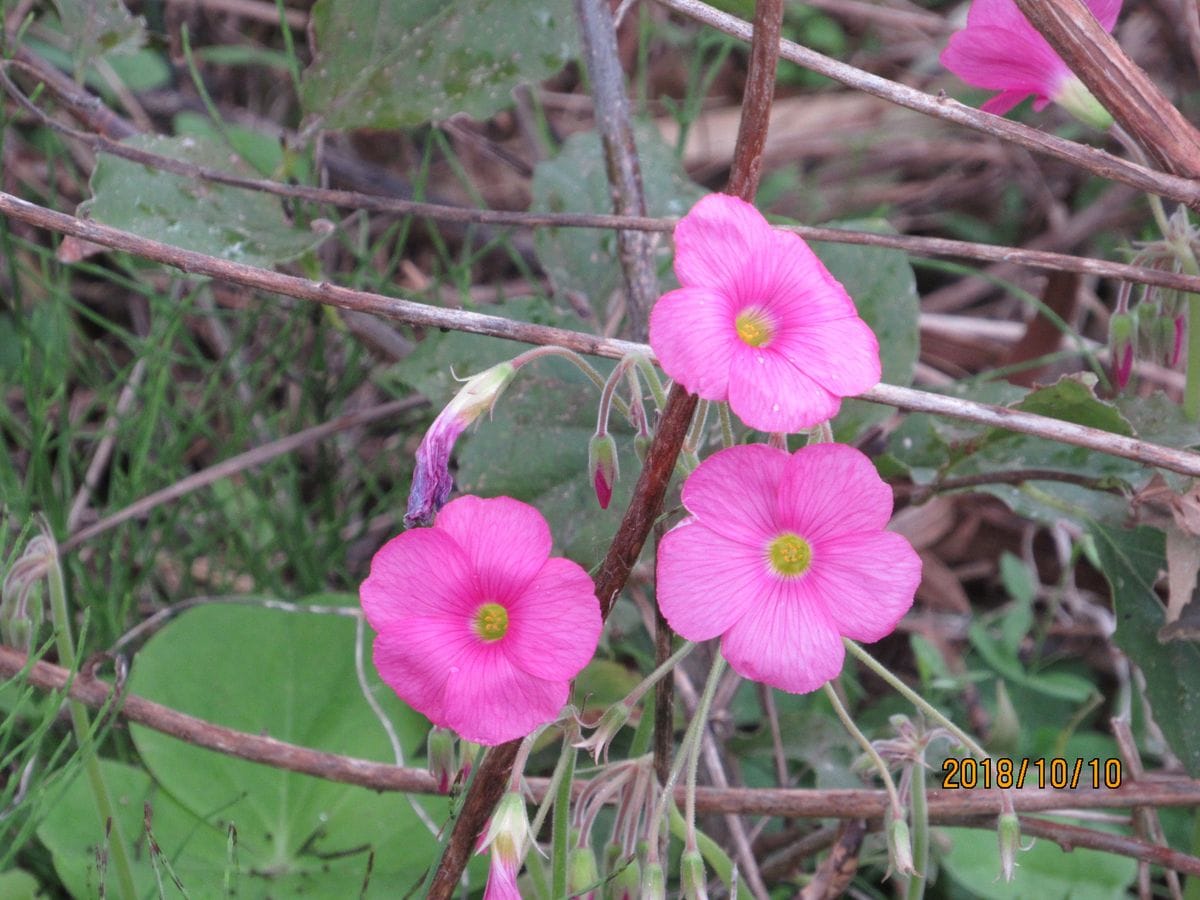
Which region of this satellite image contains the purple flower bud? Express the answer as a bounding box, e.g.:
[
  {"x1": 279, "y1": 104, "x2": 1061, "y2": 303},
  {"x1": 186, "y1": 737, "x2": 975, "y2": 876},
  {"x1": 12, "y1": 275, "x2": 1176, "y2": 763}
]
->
[
  {"x1": 588, "y1": 433, "x2": 619, "y2": 510},
  {"x1": 404, "y1": 362, "x2": 516, "y2": 527},
  {"x1": 1173, "y1": 314, "x2": 1187, "y2": 368}
]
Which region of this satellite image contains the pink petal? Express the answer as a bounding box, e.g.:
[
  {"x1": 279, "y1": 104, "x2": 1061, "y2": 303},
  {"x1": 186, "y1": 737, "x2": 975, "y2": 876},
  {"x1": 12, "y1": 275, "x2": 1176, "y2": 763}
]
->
[
  {"x1": 435, "y1": 496, "x2": 551, "y2": 602},
  {"x1": 372, "y1": 615, "x2": 477, "y2": 726},
  {"x1": 680, "y1": 443, "x2": 788, "y2": 545},
  {"x1": 940, "y1": 26, "x2": 1068, "y2": 95},
  {"x1": 805, "y1": 531, "x2": 921, "y2": 642},
  {"x1": 505, "y1": 557, "x2": 602, "y2": 681},
  {"x1": 361, "y1": 528, "x2": 477, "y2": 632},
  {"x1": 672, "y1": 193, "x2": 774, "y2": 293},
  {"x1": 738, "y1": 227, "x2": 859, "y2": 324},
  {"x1": 771, "y1": 315, "x2": 881, "y2": 397},
  {"x1": 441, "y1": 643, "x2": 569, "y2": 745},
  {"x1": 776, "y1": 443, "x2": 893, "y2": 540},
  {"x1": 726, "y1": 345, "x2": 841, "y2": 432},
  {"x1": 980, "y1": 89, "x2": 1031, "y2": 115},
  {"x1": 657, "y1": 519, "x2": 767, "y2": 641},
  {"x1": 720, "y1": 583, "x2": 845, "y2": 694},
  {"x1": 484, "y1": 857, "x2": 521, "y2": 900},
  {"x1": 1088, "y1": 0, "x2": 1122, "y2": 31},
  {"x1": 649, "y1": 286, "x2": 737, "y2": 400}
]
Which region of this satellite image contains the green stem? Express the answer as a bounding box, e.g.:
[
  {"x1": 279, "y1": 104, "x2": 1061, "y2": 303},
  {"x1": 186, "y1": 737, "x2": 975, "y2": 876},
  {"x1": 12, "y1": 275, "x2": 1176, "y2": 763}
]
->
[
  {"x1": 909, "y1": 754, "x2": 929, "y2": 900},
  {"x1": 626, "y1": 641, "x2": 695, "y2": 708},
  {"x1": 634, "y1": 355, "x2": 668, "y2": 412},
  {"x1": 47, "y1": 544, "x2": 138, "y2": 900},
  {"x1": 514, "y1": 345, "x2": 631, "y2": 419},
  {"x1": 844, "y1": 640, "x2": 989, "y2": 761},
  {"x1": 684, "y1": 654, "x2": 726, "y2": 852},
  {"x1": 1182, "y1": 278, "x2": 1200, "y2": 421},
  {"x1": 821, "y1": 683, "x2": 903, "y2": 818},
  {"x1": 718, "y1": 403, "x2": 735, "y2": 449},
  {"x1": 550, "y1": 742, "x2": 577, "y2": 899}
]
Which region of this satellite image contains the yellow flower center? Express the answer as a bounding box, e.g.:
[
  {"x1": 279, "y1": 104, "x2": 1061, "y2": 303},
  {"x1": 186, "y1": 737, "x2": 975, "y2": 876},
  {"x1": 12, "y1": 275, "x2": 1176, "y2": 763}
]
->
[
  {"x1": 473, "y1": 602, "x2": 510, "y2": 641},
  {"x1": 767, "y1": 533, "x2": 812, "y2": 577},
  {"x1": 734, "y1": 307, "x2": 774, "y2": 348}
]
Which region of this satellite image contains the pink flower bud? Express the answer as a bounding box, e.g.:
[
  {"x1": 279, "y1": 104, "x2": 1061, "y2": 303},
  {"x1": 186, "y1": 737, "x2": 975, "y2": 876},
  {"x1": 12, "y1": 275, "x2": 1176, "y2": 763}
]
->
[
  {"x1": 1108, "y1": 312, "x2": 1135, "y2": 389},
  {"x1": 588, "y1": 432, "x2": 619, "y2": 509},
  {"x1": 1173, "y1": 314, "x2": 1187, "y2": 368}
]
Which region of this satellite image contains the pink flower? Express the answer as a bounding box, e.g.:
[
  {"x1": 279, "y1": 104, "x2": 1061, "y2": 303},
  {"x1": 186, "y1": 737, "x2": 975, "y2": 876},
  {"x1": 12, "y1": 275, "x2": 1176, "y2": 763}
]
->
[
  {"x1": 656, "y1": 443, "x2": 921, "y2": 693},
  {"x1": 479, "y1": 792, "x2": 530, "y2": 899},
  {"x1": 940, "y1": 0, "x2": 1119, "y2": 126},
  {"x1": 361, "y1": 495, "x2": 602, "y2": 745},
  {"x1": 649, "y1": 194, "x2": 880, "y2": 433}
]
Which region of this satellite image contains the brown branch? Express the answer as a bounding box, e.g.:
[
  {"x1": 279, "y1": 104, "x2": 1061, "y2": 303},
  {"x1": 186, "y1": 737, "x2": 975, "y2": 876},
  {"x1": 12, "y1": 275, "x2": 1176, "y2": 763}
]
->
[
  {"x1": 8, "y1": 55, "x2": 1200, "y2": 295},
  {"x1": 574, "y1": 0, "x2": 658, "y2": 341},
  {"x1": 1013, "y1": 0, "x2": 1200, "y2": 179},
  {"x1": 5, "y1": 191, "x2": 1200, "y2": 478},
  {"x1": 653, "y1": 0, "x2": 1200, "y2": 210},
  {"x1": 7, "y1": 644, "x2": 1200, "y2": 821}
]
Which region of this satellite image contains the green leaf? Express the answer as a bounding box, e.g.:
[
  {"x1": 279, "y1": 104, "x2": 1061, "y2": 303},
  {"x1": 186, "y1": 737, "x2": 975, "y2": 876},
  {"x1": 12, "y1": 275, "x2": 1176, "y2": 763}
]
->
[
  {"x1": 300, "y1": 0, "x2": 575, "y2": 130},
  {"x1": 1089, "y1": 523, "x2": 1200, "y2": 776},
  {"x1": 807, "y1": 221, "x2": 920, "y2": 443},
  {"x1": 79, "y1": 134, "x2": 326, "y2": 266},
  {"x1": 940, "y1": 822, "x2": 1136, "y2": 899},
  {"x1": 49, "y1": 0, "x2": 145, "y2": 76},
  {"x1": 1013, "y1": 374, "x2": 1132, "y2": 436},
  {"x1": 530, "y1": 124, "x2": 704, "y2": 316},
  {"x1": 0, "y1": 869, "x2": 43, "y2": 900},
  {"x1": 108, "y1": 599, "x2": 459, "y2": 896}
]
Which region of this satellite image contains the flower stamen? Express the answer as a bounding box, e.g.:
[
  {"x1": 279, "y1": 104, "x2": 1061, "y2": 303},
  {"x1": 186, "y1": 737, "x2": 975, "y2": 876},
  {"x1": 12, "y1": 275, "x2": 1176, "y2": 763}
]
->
[
  {"x1": 767, "y1": 532, "x2": 812, "y2": 577},
  {"x1": 474, "y1": 602, "x2": 510, "y2": 641},
  {"x1": 734, "y1": 307, "x2": 774, "y2": 348}
]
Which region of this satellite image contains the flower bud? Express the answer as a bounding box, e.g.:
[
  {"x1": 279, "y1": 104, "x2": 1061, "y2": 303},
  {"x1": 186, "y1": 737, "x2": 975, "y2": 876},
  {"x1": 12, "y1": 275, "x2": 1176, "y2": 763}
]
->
[
  {"x1": 458, "y1": 740, "x2": 481, "y2": 782},
  {"x1": 606, "y1": 854, "x2": 639, "y2": 900},
  {"x1": 568, "y1": 845, "x2": 601, "y2": 899},
  {"x1": 1172, "y1": 314, "x2": 1187, "y2": 368},
  {"x1": 427, "y1": 727, "x2": 456, "y2": 794},
  {"x1": 481, "y1": 792, "x2": 531, "y2": 864},
  {"x1": 990, "y1": 681, "x2": 1020, "y2": 757},
  {"x1": 633, "y1": 433, "x2": 652, "y2": 464},
  {"x1": 997, "y1": 811, "x2": 1021, "y2": 882},
  {"x1": 680, "y1": 849, "x2": 708, "y2": 900},
  {"x1": 886, "y1": 815, "x2": 916, "y2": 880},
  {"x1": 1108, "y1": 312, "x2": 1135, "y2": 389},
  {"x1": 1, "y1": 535, "x2": 52, "y2": 652},
  {"x1": 588, "y1": 433, "x2": 620, "y2": 510},
  {"x1": 405, "y1": 361, "x2": 517, "y2": 527},
  {"x1": 640, "y1": 861, "x2": 666, "y2": 900}
]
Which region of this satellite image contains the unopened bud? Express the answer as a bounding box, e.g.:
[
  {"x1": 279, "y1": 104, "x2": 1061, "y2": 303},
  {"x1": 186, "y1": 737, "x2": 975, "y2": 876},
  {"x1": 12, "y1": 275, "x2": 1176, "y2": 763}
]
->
[
  {"x1": 427, "y1": 727, "x2": 456, "y2": 794},
  {"x1": 1172, "y1": 314, "x2": 1187, "y2": 368},
  {"x1": 1, "y1": 535, "x2": 52, "y2": 652},
  {"x1": 990, "y1": 682, "x2": 1020, "y2": 757},
  {"x1": 458, "y1": 740, "x2": 481, "y2": 782},
  {"x1": 1108, "y1": 312, "x2": 1135, "y2": 389},
  {"x1": 588, "y1": 433, "x2": 619, "y2": 510},
  {"x1": 886, "y1": 815, "x2": 916, "y2": 880},
  {"x1": 568, "y1": 845, "x2": 600, "y2": 899},
  {"x1": 633, "y1": 433, "x2": 652, "y2": 464},
  {"x1": 640, "y1": 861, "x2": 666, "y2": 900},
  {"x1": 481, "y1": 792, "x2": 531, "y2": 865},
  {"x1": 997, "y1": 811, "x2": 1021, "y2": 882},
  {"x1": 681, "y1": 849, "x2": 708, "y2": 900},
  {"x1": 607, "y1": 854, "x2": 640, "y2": 900}
]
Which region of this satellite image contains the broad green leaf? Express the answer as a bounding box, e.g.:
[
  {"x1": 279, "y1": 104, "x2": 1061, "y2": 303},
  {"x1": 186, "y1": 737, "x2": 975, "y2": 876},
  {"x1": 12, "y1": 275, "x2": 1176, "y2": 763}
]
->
[
  {"x1": 118, "y1": 599, "x2": 459, "y2": 896},
  {"x1": 530, "y1": 124, "x2": 704, "y2": 317},
  {"x1": 1013, "y1": 374, "x2": 1132, "y2": 436},
  {"x1": 940, "y1": 822, "x2": 1136, "y2": 899},
  {"x1": 809, "y1": 221, "x2": 919, "y2": 443},
  {"x1": 49, "y1": 0, "x2": 145, "y2": 76},
  {"x1": 79, "y1": 134, "x2": 326, "y2": 267},
  {"x1": 38, "y1": 761, "x2": 236, "y2": 900},
  {"x1": 1089, "y1": 523, "x2": 1200, "y2": 776},
  {"x1": 300, "y1": 0, "x2": 575, "y2": 130}
]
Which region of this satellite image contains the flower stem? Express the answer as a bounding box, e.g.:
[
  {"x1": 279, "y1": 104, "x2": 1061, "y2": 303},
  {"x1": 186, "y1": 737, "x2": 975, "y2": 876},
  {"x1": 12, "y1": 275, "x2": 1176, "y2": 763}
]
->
[
  {"x1": 551, "y1": 740, "x2": 577, "y2": 899},
  {"x1": 627, "y1": 641, "x2": 696, "y2": 708},
  {"x1": 46, "y1": 543, "x2": 138, "y2": 900},
  {"x1": 513, "y1": 345, "x2": 631, "y2": 419},
  {"x1": 843, "y1": 639, "x2": 989, "y2": 760},
  {"x1": 684, "y1": 653, "x2": 726, "y2": 852},
  {"x1": 821, "y1": 683, "x2": 903, "y2": 818},
  {"x1": 909, "y1": 750, "x2": 930, "y2": 900}
]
